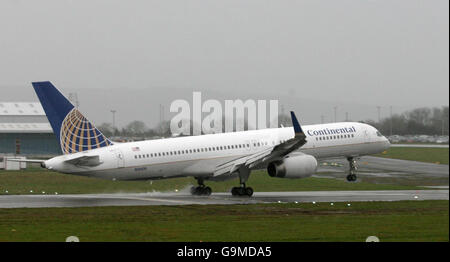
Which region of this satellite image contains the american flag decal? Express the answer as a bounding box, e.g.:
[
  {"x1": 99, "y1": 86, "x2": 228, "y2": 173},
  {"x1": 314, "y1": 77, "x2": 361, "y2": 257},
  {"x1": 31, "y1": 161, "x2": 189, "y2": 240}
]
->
[{"x1": 132, "y1": 147, "x2": 140, "y2": 151}]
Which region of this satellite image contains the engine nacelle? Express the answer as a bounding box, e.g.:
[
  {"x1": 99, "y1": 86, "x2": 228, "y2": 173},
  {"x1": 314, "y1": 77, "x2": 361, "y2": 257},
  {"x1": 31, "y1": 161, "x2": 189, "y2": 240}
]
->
[{"x1": 267, "y1": 155, "x2": 318, "y2": 179}]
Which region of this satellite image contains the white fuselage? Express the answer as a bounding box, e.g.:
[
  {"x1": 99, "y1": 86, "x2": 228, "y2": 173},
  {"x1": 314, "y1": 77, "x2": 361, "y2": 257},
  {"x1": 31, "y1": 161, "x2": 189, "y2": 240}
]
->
[{"x1": 44, "y1": 122, "x2": 390, "y2": 181}]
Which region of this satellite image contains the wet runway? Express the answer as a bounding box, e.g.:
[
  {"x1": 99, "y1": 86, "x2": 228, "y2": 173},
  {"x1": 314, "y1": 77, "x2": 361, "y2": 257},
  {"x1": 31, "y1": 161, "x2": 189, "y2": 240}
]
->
[
  {"x1": 0, "y1": 190, "x2": 447, "y2": 208},
  {"x1": 0, "y1": 156, "x2": 448, "y2": 208},
  {"x1": 319, "y1": 156, "x2": 449, "y2": 177}
]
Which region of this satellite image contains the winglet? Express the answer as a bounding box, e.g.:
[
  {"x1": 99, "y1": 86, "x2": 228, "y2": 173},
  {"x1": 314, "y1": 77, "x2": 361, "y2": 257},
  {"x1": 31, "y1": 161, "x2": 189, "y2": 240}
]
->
[{"x1": 290, "y1": 111, "x2": 304, "y2": 135}]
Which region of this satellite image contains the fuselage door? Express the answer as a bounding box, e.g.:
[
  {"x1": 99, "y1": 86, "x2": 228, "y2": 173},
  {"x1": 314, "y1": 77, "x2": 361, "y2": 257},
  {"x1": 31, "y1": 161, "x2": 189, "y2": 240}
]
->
[
  {"x1": 363, "y1": 128, "x2": 370, "y2": 143},
  {"x1": 112, "y1": 148, "x2": 125, "y2": 168}
]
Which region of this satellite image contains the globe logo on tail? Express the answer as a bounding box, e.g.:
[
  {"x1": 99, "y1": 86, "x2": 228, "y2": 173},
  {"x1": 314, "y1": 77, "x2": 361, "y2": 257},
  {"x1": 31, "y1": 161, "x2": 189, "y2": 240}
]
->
[{"x1": 60, "y1": 109, "x2": 113, "y2": 154}]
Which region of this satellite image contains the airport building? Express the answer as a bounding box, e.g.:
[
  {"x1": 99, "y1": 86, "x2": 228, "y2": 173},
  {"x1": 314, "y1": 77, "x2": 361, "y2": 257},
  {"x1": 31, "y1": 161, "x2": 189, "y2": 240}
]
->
[{"x1": 0, "y1": 102, "x2": 61, "y2": 156}]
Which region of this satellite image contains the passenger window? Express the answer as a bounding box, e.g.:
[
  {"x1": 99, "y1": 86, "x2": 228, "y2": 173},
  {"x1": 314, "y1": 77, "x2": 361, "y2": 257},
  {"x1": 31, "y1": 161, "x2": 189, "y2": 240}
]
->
[{"x1": 134, "y1": 155, "x2": 137, "y2": 159}]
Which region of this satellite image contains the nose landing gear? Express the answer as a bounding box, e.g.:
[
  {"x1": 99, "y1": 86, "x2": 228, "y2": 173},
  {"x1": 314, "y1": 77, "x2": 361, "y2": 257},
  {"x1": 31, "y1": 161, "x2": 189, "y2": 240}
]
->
[
  {"x1": 191, "y1": 178, "x2": 212, "y2": 196},
  {"x1": 346, "y1": 157, "x2": 358, "y2": 182}
]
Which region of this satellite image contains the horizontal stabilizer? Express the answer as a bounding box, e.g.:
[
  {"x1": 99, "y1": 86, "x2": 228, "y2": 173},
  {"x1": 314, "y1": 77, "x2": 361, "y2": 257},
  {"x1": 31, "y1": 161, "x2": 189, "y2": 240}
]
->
[
  {"x1": 5, "y1": 159, "x2": 45, "y2": 163},
  {"x1": 64, "y1": 155, "x2": 102, "y2": 167}
]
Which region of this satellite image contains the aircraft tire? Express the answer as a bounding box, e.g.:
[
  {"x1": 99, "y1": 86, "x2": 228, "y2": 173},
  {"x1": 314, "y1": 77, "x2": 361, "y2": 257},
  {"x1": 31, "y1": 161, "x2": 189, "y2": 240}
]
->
[
  {"x1": 204, "y1": 186, "x2": 212, "y2": 196},
  {"x1": 231, "y1": 187, "x2": 239, "y2": 196},
  {"x1": 245, "y1": 187, "x2": 254, "y2": 197}
]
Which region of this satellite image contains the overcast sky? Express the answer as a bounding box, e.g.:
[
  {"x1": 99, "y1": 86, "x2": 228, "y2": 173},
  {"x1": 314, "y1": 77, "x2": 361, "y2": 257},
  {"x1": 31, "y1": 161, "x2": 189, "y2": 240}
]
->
[{"x1": 0, "y1": 0, "x2": 448, "y2": 127}]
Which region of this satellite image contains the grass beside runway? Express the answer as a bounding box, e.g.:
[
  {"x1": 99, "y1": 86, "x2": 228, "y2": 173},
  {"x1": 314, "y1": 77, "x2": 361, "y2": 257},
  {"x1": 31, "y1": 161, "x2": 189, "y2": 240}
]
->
[
  {"x1": 0, "y1": 168, "x2": 425, "y2": 195},
  {"x1": 0, "y1": 200, "x2": 447, "y2": 242},
  {"x1": 375, "y1": 147, "x2": 449, "y2": 164}
]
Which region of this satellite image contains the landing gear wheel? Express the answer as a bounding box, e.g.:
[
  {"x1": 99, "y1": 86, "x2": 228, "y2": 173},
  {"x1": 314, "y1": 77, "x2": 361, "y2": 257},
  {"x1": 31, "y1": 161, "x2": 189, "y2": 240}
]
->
[
  {"x1": 191, "y1": 178, "x2": 213, "y2": 196},
  {"x1": 231, "y1": 186, "x2": 253, "y2": 197},
  {"x1": 232, "y1": 168, "x2": 254, "y2": 197},
  {"x1": 191, "y1": 186, "x2": 212, "y2": 196},
  {"x1": 245, "y1": 187, "x2": 254, "y2": 197},
  {"x1": 204, "y1": 186, "x2": 212, "y2": 196},
  {"x1": 346, "y1": 157, "x2": 358, "y2": 182},
  {"x1": 346, "y1": 174, "x2": 357, "y2": 182}
]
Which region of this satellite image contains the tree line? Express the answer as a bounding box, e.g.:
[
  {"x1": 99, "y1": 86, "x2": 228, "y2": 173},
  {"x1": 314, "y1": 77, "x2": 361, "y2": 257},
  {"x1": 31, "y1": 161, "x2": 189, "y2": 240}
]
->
[
  {"x1": 97, "y1": 106, "x2": 449, "y2": 138},
  {"x1": 363, "y1": 106, "x2": 448, "y2": 136}
]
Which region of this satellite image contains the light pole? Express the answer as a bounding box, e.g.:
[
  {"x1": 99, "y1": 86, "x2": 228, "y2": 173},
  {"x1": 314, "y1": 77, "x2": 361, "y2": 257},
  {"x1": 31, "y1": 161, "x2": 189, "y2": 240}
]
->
[{"x1": 110, "y1": 110, "x2": 116, "y2": 136}]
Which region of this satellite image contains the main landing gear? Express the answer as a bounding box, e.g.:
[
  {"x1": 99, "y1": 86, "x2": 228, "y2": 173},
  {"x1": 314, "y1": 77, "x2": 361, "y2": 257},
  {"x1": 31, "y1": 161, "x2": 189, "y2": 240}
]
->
[
  {"x1": 231, "y1": 184, "x2": 254, "y2": 197},
  {"x1": 346, "y1": 157, "x2": 358, "y2": 182},
  {"x1": 190, "y1": 178, "x2": 212, "y2": 196},
  {"x1": 231, "y1": 167, "x2": 254, "y2": 197}
]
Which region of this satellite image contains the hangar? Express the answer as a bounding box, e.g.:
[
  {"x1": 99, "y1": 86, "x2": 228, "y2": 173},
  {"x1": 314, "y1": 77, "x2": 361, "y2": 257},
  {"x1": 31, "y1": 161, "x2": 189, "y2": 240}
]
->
[{"x1": 0, "y1": 102, "x2": 60, "y2": 157}]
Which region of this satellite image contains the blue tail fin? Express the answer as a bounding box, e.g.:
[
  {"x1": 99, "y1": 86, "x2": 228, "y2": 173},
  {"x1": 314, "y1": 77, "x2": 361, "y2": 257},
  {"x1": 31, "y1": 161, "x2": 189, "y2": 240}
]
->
[
  {"x1": 32, "y1": 81, "x2": 113, "y2": 154},
  {"x1": 290, "y1": 111, "x2": 304, "y2": 135}
]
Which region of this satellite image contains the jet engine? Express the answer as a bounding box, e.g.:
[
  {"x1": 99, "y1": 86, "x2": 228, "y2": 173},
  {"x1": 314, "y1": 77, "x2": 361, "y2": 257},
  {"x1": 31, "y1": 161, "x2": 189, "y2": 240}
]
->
[{"x1": 267, "y1": 155, "x2": 318, "y2": 178}]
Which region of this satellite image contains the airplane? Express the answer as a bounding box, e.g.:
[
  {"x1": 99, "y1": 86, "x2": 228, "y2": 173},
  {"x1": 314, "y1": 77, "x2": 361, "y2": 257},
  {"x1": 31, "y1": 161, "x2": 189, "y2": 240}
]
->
[{"x1": 14, "y1": 81, "x2": 390, "y2": 197}]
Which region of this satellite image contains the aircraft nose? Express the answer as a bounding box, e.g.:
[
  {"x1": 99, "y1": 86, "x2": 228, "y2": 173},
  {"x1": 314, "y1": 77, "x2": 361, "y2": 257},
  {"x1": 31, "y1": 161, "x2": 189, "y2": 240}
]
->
[{"x1": 383, "y1": 137, "x2": 391, "y2": 150}]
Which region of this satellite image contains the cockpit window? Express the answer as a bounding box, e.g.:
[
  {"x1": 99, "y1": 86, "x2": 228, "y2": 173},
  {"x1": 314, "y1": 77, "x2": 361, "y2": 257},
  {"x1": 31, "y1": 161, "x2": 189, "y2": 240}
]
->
[{"x1": 376, "y1": 131, "x2": 383, "y2": 137}]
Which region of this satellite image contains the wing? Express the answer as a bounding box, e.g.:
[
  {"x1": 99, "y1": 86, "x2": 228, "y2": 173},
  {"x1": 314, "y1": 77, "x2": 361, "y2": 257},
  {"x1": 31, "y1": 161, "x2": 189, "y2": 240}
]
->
[{"x1": 213, "y1": 111, "x2": 307, "y2": 177}]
